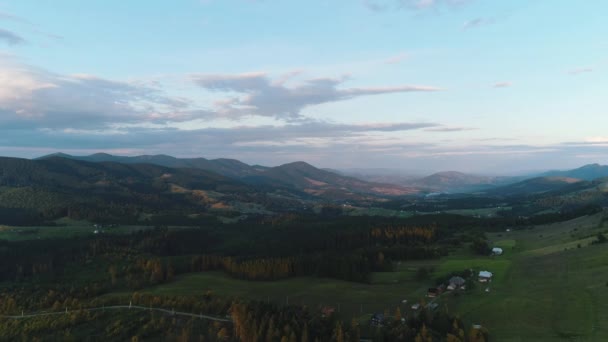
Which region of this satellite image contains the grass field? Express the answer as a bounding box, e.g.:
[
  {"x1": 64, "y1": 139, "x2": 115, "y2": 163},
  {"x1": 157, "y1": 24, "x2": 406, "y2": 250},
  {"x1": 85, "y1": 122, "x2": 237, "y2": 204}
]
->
[
  {"x1": 451, "y1": 212, "x2": 608, "y2": 341},
  {"x1": 142, "y1": 271, "x2": 430, "y2": 322}
]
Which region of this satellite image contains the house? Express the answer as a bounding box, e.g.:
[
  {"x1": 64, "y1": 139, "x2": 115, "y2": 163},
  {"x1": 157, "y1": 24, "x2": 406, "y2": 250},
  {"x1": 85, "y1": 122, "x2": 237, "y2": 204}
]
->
[
  {"x1": 371, "y1": 313, "x2": 384, "y2": 326},
  {"x1": 411, "y1": 303, "x2": 420, "y2": 310},
  {"x1": 448, "y1": 276, "x2": 466, "y2": 290},
  {"x1": 321, "y1": 306, "x2": 335, "y2": 317},
  {"x1": 492, "y1": 247, "x2": 503, "y2": 255},
  {"x1": 478, "y1": 271, "x2": 493, "y2": 282},
  {"x1": 427, "y1": 288, "x2": 439, "y2": 298}
]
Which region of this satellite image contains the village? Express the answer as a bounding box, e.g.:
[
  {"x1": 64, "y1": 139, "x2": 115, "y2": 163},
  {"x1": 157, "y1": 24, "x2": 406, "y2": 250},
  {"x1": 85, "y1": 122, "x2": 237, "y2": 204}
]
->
[{"x1": 368, "y1": 246, "x2": 504, "y2": 329}]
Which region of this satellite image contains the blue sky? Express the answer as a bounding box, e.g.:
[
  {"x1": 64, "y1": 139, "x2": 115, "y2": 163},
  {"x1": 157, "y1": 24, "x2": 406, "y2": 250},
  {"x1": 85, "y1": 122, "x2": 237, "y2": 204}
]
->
[{"x1": 0, "y1": 0, "x2": 606, "y2": 173}]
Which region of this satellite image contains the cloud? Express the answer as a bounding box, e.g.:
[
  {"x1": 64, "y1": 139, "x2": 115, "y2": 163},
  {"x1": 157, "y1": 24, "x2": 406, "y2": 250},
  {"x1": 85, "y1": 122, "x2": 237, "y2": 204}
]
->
[
  {"x1": 0, "y1": 120, "x2": 438, "y2": 160},
  {"x1": 568, "y1": 67, "x2": 593, "y2": 75},
  {"x1": 384, "y1": 53, "x2": 409, "y2": 64},
  {"x1": 0, "y1": 11, "x2": 27, "y2": 23},
  {"x1": 492, "y1": 81, "x2": 512, "y2": 88},
  {"x1": 425, "y1": 126, "x2": 477, "y2": 132},
  {"x1": 0, "y1": 56, "x2": 195, "y2": 129},
  {"x1": 463, "y1": 17, "x2": 493, "y2": 30},
  {"x1": 363, "y1": 0, "x2": 390, "y2": 12},
  {"x1": 0, "y1": 28, "x2": 25, "y2": 45},
  {"x1": 192, "y1": 72, "x2": 440, "y2": 120},
  {"x1": 364, "y1": 0, "x2": 473, "y2": 12}
]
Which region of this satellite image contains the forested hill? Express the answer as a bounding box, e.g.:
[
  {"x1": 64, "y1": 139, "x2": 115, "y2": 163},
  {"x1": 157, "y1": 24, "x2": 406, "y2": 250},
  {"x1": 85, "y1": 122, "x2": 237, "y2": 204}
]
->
[
  {"x1": 541, "y1": 163, "x2": 608, "y2": 181},
  {"x1": 0, "y1": 156, "x2": 245, "y2": 191},
  {"x1": 0, "y1": 156, "x2": 256, "y2": 225},
  {"x1": 243, "y1": 161, "x2": 419, "y2": 197},
  {"x1": 38, "y1": 152, "x2": 265, "y2": 178},
  {"x1": 37, "y1": 153, "x2": 419, "y2": 197}
]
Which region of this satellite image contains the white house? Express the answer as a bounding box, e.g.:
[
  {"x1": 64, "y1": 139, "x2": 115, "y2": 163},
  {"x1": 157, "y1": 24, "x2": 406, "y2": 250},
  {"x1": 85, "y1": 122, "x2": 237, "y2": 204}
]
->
[
  {"x1": 492, "y1": 247, "x2": 503, "y2": 255},
  {"x1": 478, "y1": 270, "x2": 493, "y2": 282}
]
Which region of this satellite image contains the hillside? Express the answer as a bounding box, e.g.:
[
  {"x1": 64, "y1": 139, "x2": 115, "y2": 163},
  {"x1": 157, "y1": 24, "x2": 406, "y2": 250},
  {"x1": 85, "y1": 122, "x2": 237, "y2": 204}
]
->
[
  {"x1": 244, "y1": 161, "x2": 419, "y2": 198},
  {"x1": 411, "y1": 171, "x2": 510, "y2": 192},
  {"x1": 0, "y1": 156, "x2": 258, "y2": 224},
  {"x1": 541, "y1": 163, "x2": 608, "y2": 180},
  {"x1": 485, "y1": 176, "x2": 587, "y2": 197},
  {"x1": 38, "y1": 153, "x2": 262, "y2": 178}
]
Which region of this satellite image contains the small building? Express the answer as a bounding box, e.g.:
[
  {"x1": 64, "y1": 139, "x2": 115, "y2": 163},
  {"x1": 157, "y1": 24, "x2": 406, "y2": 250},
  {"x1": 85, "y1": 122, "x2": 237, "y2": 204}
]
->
[
  {"x1": 427, "y1": 288, "x2": 439, "y2": 298},
  {"x1": 478, "y1": 271, "x2": 493, "y2": 282},
  {"x1": 371, "y1": 313, "x2": 384, "y2": 326},
  {"x1": 411, "y1": 303, "x2": 421, "y2": 310},
  {"x1": 448, "y1": 276, "x2": 466, "y2": 290},
  {"x1": 492, "y1": 247, "x2": 503, "y2": 255}
]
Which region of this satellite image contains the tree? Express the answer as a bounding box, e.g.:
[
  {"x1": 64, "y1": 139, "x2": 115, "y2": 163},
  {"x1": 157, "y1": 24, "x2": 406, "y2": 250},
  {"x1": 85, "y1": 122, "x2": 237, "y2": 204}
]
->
[
  {"x1": 471, "y1": 238, "x2": 491, "y2": 256},
  {"x1": 395, "y1": 307, "x2": 402, "y2": 322},
  {"x1": 332, "y1": 322, "x2": 344, "y2": 342},
  {"x1": 596, "y1": 232, "x2": 607, "y2": 244},
  {"x1": 301, "y1": 323, "x2": 309, "y2": 342},
  {"x1": 109, "y1": 265, "x2": 118, "y2": 286}
]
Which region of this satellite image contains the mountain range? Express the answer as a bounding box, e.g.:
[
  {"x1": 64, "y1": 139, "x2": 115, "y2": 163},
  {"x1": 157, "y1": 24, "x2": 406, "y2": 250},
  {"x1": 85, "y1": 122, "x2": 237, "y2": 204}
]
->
[
  {"x1": 37, "y1": 153, "x2": 608, "y2": 195},
  {"x1": 37, "y1": 153, "x2": 419, "y2": 198}
]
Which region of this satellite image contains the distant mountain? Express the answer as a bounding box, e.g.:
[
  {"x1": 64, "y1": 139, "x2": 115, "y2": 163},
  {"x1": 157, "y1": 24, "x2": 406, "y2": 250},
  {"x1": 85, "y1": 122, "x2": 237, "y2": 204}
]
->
[
  {"x1": 331, "y1": 168, "x2": 423, "y2": 187},
  {"x1": 38, "y1": 153, "x2": 264, "y2": 178},
  {"x1": 244, "y1": 161, "x2": 419, "y2": 198},
  {"x1": 410, "y1": 171, "x2": 508, "y2": 192},
  {"x1": 36, "y1": 154, "x2": 418, "y2": 200},
  {"x1": 484, "y1": 176, "x2": 587, "y2": 197},
  {"x1": 541, "y1": 163, "x2": 608, "y2": 181},
  {"x1": 333, "y1": 168, "x2": 524, "y2": 193}
]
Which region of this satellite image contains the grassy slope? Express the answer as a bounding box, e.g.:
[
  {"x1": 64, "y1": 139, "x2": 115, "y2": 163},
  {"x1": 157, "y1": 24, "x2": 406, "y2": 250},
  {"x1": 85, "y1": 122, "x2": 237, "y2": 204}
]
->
[{"x1": 450, "y1": 212, "x2": 608, "y2": 341}]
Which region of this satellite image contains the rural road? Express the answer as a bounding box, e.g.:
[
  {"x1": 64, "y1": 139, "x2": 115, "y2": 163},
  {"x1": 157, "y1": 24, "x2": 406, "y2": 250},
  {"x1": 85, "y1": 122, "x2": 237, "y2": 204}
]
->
[{"x1": 0, "y1": 304, "x2": 233, "y2": 323}]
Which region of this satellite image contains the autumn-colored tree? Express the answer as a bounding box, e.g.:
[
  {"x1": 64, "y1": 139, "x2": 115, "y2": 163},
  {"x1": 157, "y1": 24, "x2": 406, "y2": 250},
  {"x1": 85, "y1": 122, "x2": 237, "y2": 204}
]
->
[
  {"x1": 332, "y1": 322, "x2": 344, "y2": 342},
  {"x1": 301, "y1": 323, "x2": 309, "y2": 342},
  {"x1": 395, "y1": 307, "x2": 402, "y2": 322}
]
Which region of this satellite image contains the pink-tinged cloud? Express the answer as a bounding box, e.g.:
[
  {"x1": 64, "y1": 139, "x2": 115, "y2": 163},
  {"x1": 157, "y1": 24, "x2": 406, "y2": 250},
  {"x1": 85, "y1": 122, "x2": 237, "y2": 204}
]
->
[
  {"x1": 568, "y1": 67, "x2": 593, "y2": 75},
  {"x1": 384, "y1": 53, "x2": 409, "y2": 64},
  {"x1": 492, "y1": 81, "x2": 512, "y2": 88}
]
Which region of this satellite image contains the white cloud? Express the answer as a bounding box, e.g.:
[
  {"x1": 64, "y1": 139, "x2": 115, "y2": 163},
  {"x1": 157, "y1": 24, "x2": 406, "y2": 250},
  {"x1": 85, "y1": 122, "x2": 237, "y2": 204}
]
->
[{"x1": 193, "y1": 71, "x2": 440, "y2": 120}]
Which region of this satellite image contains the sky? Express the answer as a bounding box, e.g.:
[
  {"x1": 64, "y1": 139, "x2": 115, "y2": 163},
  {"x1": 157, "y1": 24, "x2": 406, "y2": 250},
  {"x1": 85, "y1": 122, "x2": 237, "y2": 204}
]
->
[{"x1": 0, "y1": 0, "x2": 607, "y2": 174}]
